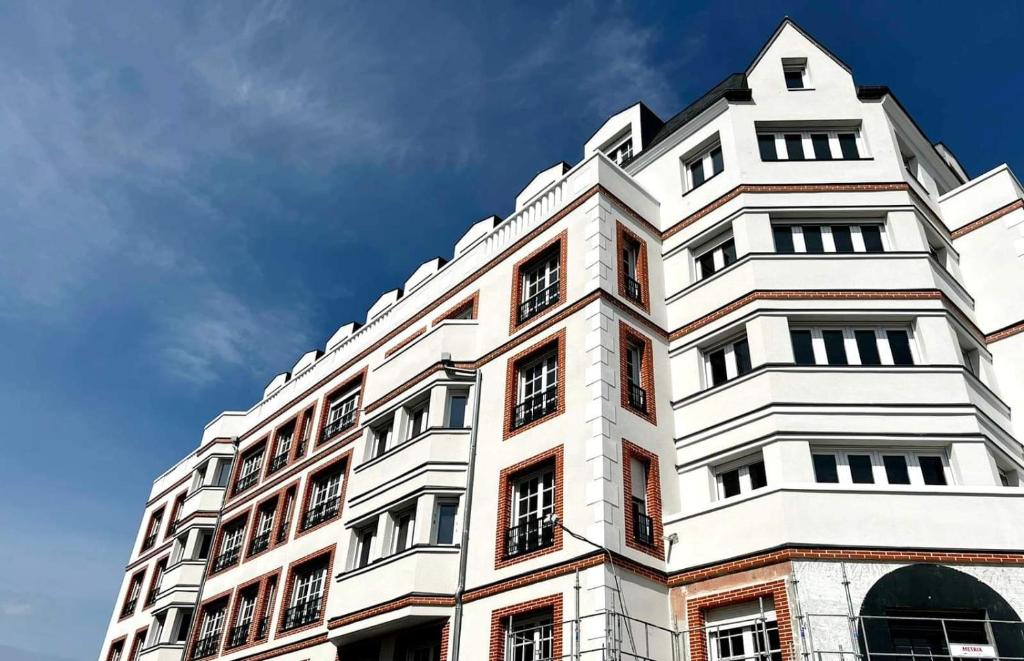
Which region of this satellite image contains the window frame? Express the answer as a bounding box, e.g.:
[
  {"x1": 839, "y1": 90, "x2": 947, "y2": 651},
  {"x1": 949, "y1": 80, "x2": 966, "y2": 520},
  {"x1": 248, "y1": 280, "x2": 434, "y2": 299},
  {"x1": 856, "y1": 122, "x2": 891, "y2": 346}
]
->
[
  {"x1": 790, "y1": 325, "x2": 917, "y2": 366},
  {"x1": 715, "y1": 455, "x2": 768, "y2": 501},
  {"x1": 756, "y1": 128, "x2": 866, "y2": 162},
  {"x1": 504, "y1": 331, "x2": 565, "y2": 438},
  {"x1": 431, "y1": 498, "x2": 460, "y2": 545},
  {"x1": 771, "y1": 221, "x2": 887, "y2": 254},
  {"x1": 704, "y1": 335, "x2": 753, "y2": 388},
  {"x1": 685, "y1": 142, "x2": 725, "y2": 191},
  {"x1": 694, "y1": 234, "x2": 738, "y2": 280},
  {"x1": 509, "y1": 232, "x2": 567, "y2": 332},
  {"x1": 811, "y1": 447, "x2": 952, "y2": 487},
  {"x1": 390, "y1": 506, "x2": 416, "y2": 555}
]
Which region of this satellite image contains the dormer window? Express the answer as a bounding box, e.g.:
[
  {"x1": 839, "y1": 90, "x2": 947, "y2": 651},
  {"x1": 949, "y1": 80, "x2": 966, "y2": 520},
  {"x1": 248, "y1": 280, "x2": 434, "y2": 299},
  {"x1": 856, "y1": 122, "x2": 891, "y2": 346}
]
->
[
  {"x1": 606, "y1": 135, "x2": 633, "y2": 166},
  {"x1": 782, "y1": 58, "x2": 808, "y2": 89}
]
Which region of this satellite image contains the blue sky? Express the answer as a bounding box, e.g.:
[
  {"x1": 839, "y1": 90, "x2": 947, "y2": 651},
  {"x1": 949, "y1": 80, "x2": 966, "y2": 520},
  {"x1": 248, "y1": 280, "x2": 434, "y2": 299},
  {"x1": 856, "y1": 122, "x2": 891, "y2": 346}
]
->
[{"x1": 0, "y1": 2, "x2": 1021, "y2": 660}]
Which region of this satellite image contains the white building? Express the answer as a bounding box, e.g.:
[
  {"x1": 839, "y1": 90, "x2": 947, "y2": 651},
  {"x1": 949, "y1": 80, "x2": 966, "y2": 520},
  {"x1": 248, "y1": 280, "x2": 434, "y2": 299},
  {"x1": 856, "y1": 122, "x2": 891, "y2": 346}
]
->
[{"x1": 99, "y1": 18, "x2": 1024, "y2": 661}]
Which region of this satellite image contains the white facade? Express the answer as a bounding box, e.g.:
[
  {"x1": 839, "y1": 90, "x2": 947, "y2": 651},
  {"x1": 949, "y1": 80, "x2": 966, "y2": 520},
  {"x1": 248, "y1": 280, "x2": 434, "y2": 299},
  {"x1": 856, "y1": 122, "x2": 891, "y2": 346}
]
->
[{"x1": 100, "y1": 19, "x2": 1024, "y2": 661}]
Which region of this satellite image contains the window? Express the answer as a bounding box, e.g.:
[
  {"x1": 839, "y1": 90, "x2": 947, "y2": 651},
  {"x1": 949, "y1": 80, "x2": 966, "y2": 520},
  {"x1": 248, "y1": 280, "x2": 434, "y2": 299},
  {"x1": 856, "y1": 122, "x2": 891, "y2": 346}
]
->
[
  {"x1": 629, "y1": 457, "x2": 654, "y2": 546},
  {"x1": 255, "y1": 580, "x2": 275, "y2": 641},
  {"x1": 276, "y1": 487, "x2": 296, "y2": 543},
  {"x1": 370, "y1": 418, "x2": 394, "y2": 459},
  {"x1": 302, "y1": 465, "x2": 343, "y2": 530},
  {"x1": 686, "y1": 142, "x2": 725, "y2": 190},
  {"x1": 167, "y1": 493, "x2": 186, "y2": 538},
  {"x1": 705, "y1": 600, "x2": 782, "y2": 661},
  {"x1": 783, "y1": 59, "x2": 807, "y2": 90},
  {"x1": 624, "y1": 339, "x2": 647, "y2": 413},
  {"x1": 121, "y1": 572, "x2": 144, "y2": 618},
  {"x1": 235, "y1": 447, "x2": 265, "y2": 494},
  {"x1": 606, "y1": 134, "x2": 633, "y2": 166},
  {"x1": 447, "y1": 391, "x2": 469, "y2": 428},
  {"x1": 716, "y1": 456, "x2": 767, "y2": 500},
  {"x1": 961, "y1": 346, "x2": 980, "y2": 377},
  {"x1": 212, "y1": 519, "x2": 245, "y2": 572},
  {"x1": 193, "y1": 529, "x2": 213, "y2": 561},
  {"x1": 194, "y1": 602, "x2": 226, "y2": 659},
  {"x1": 228, "y1": 589, "x2": 257, "y2": 648},
  {"x1": 757, "y1": 129, "x2": 864, "y2": 161},
  {"x1": 354, "y1": 523, "x2": 377, "y2": 569},
  {"x1": 142, "y1": 509, "x2": 163, "y2": 551},
  {"x1": 146, "y1": 558, "x2": 168, "y2": 606},
  {"x1": 129, "y1": 631, "x2": 146, "y2": 661},
  {"x1": 406, "y1": 400, "x2": 429, "y2": 440},
  {"x1": 106, "y1": 640, "x2": 124, "y2": 661},
  {"x1": 695, "y1": 236, "x2": 737, "y2": 280},
  {"x1": 249, "y1": 501, "x2": 276, "y2": 556},
  {"x1": 295, "y1": 409, "x2": 313, "y2": 457},
  {"x1": 323, "y1": 389, "x2": 359, "y2": 442},
  {"x1": 705, "y1": 337, "x2": 752, "y2": 387},
  {"x1": 507, "y1": 612, "x2": 554, "y2": 661},
  {"x1": 813, "y1": 449, "x2": 950, "y2": 486},
  {"x1": 391, "y1": 507, "x2": 415, "y2": 554},
  {"x1": 514, "y1": 349, "x2": 558, "y2": 429},
  {"x1": 283, "y1": 560, "x2": 327, "y2": 630},
  {"x1": 506, "y1": 465, "x2": 556, "y2": 558},
  {"x1": 621, "y1": 234, "x2": 643, "y2": 304},
  {"x1": 771, "y1": 222, "x2": 884, "y2": 254},
  {"x1": 790, "y1": 326, "x2": 915, "y2": 366},
  {"x1": 432, "y1": 499, "x2": 459, "y2": 545},
  {"x1": 517, "y1": 247, "x2": 561, "y2": 324},
  {"x1": 212, "y1": 458, "x2": 233, "y2": 488},
  {"x1": 268, "y1": 422, "x2": 295, "y2": 474}
]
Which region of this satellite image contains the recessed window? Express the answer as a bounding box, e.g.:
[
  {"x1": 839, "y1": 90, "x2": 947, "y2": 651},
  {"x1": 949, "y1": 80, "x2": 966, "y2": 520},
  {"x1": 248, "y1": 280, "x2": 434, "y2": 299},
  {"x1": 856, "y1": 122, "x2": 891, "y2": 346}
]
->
[
  {"x1": 234, "y1": 446, "x2": 265, "y2": 494},
  {"x1": 194, "y1": 602, "x2": 226, "y2": 659},
  {"x1": 621, "y1": 234, "x2": 643, "y2": 304},
  {"x1": 390, "y1": 506, "x2": 415, "y2": 554},
  {"x1": 629, "y1": 456, "x2": 654, "y2": 546},
  {"x1": 212, "y1": 518, "x2": 246, "y2": 572},
  {"x1": 142, "y1": 508, "x2": 164, "y2": 551},
  {"x1": 227, "y1": 588, "x2": 257, "y2": 648},
  {"x1": 790, "y1": 326, "x2": 915, "y2": 366},
  {"x1": 685, "y1": 142, "x2": 725, "y2": 191},
  {"x1": 506, "y1": 464, "x2": 556, "y2": 558},
  {"x1": 406, "y1": 399, "x2": 429, "y2": 440},
  {"x1": 705, "y1": 336, "x2": 752, "y2": 387},
  {"x1": 432, "y1": 498, "x2": 460, "y2": 545},
  {"x1": 706, "y1": 599, "x2": 782, "y2": 661},
  {"x1": 513, "y1": 348, "x2": 558, "y2": 429},
  {"x1": 295, "y1": 409, "x2": 313, "y2": 458},
  {"x1": 276, "y1": 487, "x2": 296, "y2": 544},
  {"x1": 121, "y1": 571, "x2": 145, "y2": 618},
  {"x1": 268, "y1": 422, "x2": 295, "y2": 475},
  {"x1": 606, "y1": 134, "x2": 633, "y2": 166},
  {"x1": 323, "y1": 388, "x2": 359, "y2": 442},
  {"x1": 624, "y1": 339, "x2": 647, "y2": 413},
  {"x1": 757, "y1": 129, "x2": 865, "y2": 161},
  {"x1": 772, "y1": 223, "x2": 884, "y2": 254},
  {"x1": 370, "y1": 417, "x2": 394, "y2": 459},
  {"x1": 695, "y1": 236, "x2": 737, "y2": 280},
  {"x1": 302, "y1": 464, "x2": 344, "y2": 530},
  {"x1": 193, "y1": 529, "x2": 213, "y2": 561},
  {"x1": 506, "y1": 611, "x2": 554, "y2": 661},
  {"x1": 783, "y1": 59, "x2": 808, "y2": 90},
  {"x1": 517, "y1": 247, "x2": 561, "y2": 324},
  {"x1": 283, "y1": 559, "x2": 327, "y2": 630},
  {"x1": 716, "y1": 455, "x2": 767, "y2": 500},
  {"x1": 446, "y1": 391, "x2": 469, "y2": 428},
  {"x1": 249, "y1": 501, "x2": 276, "y2": 556},
  {"x1": 813, "y1": 448, "x2": 950, "y2": 486},
  {"x1": 353, "y1": 523, "x2": 377, "y2": 569}
]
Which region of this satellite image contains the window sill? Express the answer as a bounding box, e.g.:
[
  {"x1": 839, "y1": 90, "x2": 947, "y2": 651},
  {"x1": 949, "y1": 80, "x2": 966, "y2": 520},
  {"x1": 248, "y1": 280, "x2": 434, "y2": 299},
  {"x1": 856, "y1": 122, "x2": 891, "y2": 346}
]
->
[
  {"x1": 786, "y1": 87, "x2": 816, "y2": 92},
  {"x1": 681, "y1": 169, "x2": 725, "y2": 198},
  {"x1": 759, "y1": 157, "x2": 874, "y2": 163}
]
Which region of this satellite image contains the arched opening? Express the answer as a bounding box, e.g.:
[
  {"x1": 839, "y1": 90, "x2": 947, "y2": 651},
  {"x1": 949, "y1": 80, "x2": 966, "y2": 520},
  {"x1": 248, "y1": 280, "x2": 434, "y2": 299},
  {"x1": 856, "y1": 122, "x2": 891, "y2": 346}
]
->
[{"x1": 858, "y1": 564, "x2": 1024, "y2": 661}]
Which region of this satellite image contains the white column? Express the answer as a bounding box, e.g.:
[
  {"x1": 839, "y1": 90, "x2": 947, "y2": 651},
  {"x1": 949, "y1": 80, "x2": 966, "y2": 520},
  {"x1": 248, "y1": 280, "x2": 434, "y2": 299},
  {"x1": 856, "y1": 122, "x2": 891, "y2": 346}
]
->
[{"x1": 732, "y1": 211, "x2": 774, "y2": 254}]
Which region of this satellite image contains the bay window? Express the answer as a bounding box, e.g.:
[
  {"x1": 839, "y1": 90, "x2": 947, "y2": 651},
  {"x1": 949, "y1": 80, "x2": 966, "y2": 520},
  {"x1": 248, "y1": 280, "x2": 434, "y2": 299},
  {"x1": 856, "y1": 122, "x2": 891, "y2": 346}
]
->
[
  {"x1": 812, "y1": 448, "x2": 950, "y2": 486},
  {"x1": 716, "y1": 455, "x2": 767, "y2": 500},
  {"x1": 790, "y1": 326, "x2": 915, "y2": 366},
  {"x1": 705, "y1": 336, "x2": 752, "y2": 387},
  {"x1": 772, "y1": 222, "x2": 885, "y2": 254}
]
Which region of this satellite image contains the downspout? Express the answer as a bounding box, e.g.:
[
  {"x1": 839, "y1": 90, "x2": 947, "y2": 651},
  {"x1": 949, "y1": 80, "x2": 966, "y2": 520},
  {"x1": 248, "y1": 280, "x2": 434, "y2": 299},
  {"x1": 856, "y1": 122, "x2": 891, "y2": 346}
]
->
[
  {"x1": 183, "y1": 436, "x2": 239, "y2": 644},
  {"x1": 449, "y1": 368, "x2": 482, "y2": 661}
]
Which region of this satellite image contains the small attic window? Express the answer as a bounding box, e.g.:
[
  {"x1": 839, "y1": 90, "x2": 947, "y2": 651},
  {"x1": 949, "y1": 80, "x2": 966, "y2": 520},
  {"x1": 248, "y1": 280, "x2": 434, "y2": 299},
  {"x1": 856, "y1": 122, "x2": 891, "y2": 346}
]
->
[
  {"x1": 605, "y1": 133, "x2": 634, "y2": 166},
  {"x1": 782, "y1": 58, "x2": 808, "y2": 90}
]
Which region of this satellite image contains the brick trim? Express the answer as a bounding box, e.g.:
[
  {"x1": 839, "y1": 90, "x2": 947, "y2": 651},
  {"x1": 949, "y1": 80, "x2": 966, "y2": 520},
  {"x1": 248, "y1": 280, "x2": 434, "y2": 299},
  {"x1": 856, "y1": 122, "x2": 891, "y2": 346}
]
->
[
  {"x1": 951, "y1": 199, "x2": 1024, "y2": 238},
  {"x1": 315, "y1": 368, "x2": 367, "y2": 449},
  {"x1": 264, "y1": 415, "x2": 299, "y2": 479},
  {"x1": 217, "y1": 632, "x2": 327, "y2": 661},
  {"x1": 986, "y1": 319, "x2": 1024, "y2": 344},
  {"x1": 686, "y1": 580, "x2": 793, "y2": 661},
  {"x1": 186, "y1": 588, "x2": 233, "y2": 661},
  {"x1": 118, "y1": 569, "x2": 146, "y2": 621},
  {"x1": 273, "y1": 482, "x2": 300, "y2": 547},
  {"x1": 619, "y1": 322, "x2": 657, "y2": 425},
  {"x1": 143, "y1": 555, "x2": 170, "y2": 611},
  {"x1": 243, "y1": 489, "x2": 283, "y2": 563},
  {"x1": 140, "y1": 506, "x2": 165, "y2": 554},
  {"x1": 384, "y1": 326, "x2": 427, "y2": 358},
  {"x1": 440, "y1": 619, "x2": 450, "y2": 661},
  {"x1": 291, "y1": 407, "x2": 314, "y2": 462},
  {"x1": 502, "y1": 329, "x2": 567, "y2": 440},
  {"x1": 164, "y1": 491, "x2": 187, "y2": 541},
  {"x1": 276, "y1": 545, "x2": 336, "y2": 639},
  {"x1": 488, "y1": 594, "x2": 563, "y2": 661},
  {"x1": 495, "y1": 445, "x2": 564, "y2": 569},
  {"x1": 229, "y1": 438, "x2": 268, "y2": 499},
  {"x1": 509, "y1": 230, "x2": 568, "y2": 334},
  {"x1": 294, "y1": 450, "x2": 352, "y2": 538},
  {"x1": 616, "y1": 222, "x2": 651, "y2": 313},
  {"x1": 105, "y1": 635, "x2": 127, "y2": 661},
  {"x1": 433, "y1": 291, "x2": 480, "y2": 325},
  {"x1": 222, "y1": 568, "x2": 280, "y2": 654},
  {"x1": 622, "y1": 440, "x2": 664, "y2": 559},
  {"x1": 208, "y1": 509, "x2": 252, "y2": 577},
  {"x1": 326, "y1": 593, "x2": 455, "y2": 628}
]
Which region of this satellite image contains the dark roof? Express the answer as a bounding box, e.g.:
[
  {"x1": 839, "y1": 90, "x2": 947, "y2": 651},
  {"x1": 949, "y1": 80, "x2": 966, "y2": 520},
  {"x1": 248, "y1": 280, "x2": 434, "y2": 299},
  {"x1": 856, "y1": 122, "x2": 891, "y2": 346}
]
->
[{"x1": 637, "y1": 73, "x2": 752, "y2": 157}]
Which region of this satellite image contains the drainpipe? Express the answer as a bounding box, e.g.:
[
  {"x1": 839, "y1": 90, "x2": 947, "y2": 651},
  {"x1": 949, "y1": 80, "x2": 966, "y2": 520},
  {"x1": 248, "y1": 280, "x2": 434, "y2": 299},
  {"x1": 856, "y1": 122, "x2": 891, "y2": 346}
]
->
[
  {"x1": 182, "y1": 437, "x2": 239, "y2": 645},
  {"x1": 449, "y1": 368, "x2": 482, "y2": 661}
]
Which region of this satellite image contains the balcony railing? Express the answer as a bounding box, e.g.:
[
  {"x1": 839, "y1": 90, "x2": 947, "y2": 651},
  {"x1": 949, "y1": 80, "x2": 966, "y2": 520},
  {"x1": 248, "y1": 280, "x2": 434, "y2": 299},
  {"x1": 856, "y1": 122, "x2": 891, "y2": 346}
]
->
[
  {"x1": 267, "y1": 452, "x2": 289, "y2": 475},
  {"x1": 235, "y1": 471, "x2": 259, "y2": 494},
  {"x1": 211, "y1": 546, "x2": 241, "y2": 573},
  {"x1": 505, "y1": 517, "x2": 555, "y2": 558},
  {"x1": 513, "y1": 387, "x2": 558, "y2": 429},
  {"x1": 145, "y1": 589, "x2": 158, "y2": 607},
  {"x1": 276, "y1": 519, "x2": 291, "y2": 543},
  {"x1": 142, "y1": 532, "x2": 158, "y2": 551},
  {"x1": 281, "y1": 597, "x2": 323, "y2": 631},
  {"x1": 255, "y1": 616, "x2": 269, "y2": 641},
  {"x1": 633, "y1": 508, "x2": 654, "y2": 546},
  {"x1": 627, "y1": 382, "x2": 647, "y2": 413},
  {"x1": 301, "y1": 498, "x2": 341, "y2": 530},
  {"x1": 226, "y1": 622, "x2": 250, "y2": 648},
  {"x1": 624, "y1": 275, "x2": 643, "y2": 303},
  {"x1": 191, "y1": 633, "x2": 220, "y2": 659},
  {"x1": 120, "y1": 598, "x2": 138, "y2": 618},
  {"x1": 517, "y1": 282, "x2": 560, "y2": 323},
  {"x1": 321, "y1": 413, "x2": 356, "y2": 442},
  {"x1": 249, "y1": 531, "x2": 271, "y2": 556}
]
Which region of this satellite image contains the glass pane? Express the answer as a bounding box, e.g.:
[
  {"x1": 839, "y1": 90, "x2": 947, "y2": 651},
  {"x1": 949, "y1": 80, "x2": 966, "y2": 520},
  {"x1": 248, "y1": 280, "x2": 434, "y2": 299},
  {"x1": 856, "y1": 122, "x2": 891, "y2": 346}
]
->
[
  {"x1": 887, "y1": 330, "x2": 914, "y2": 365},
  {"x1": 773, "y1": 226, "x2": 794, "y2": 253},
  {"x1": 855, "y1": 330, "x2": 881, "y2": 365},
  {"x1": 785, "y1": 134, "x2": 805, "y2": 160},
  {"x1": 721, "y1": 469, "x2": 741, "y2": 498},
  {"x1": 749, "y1": 461, "x2": 767, "y2": 489},
  {"x1": 822, "y1": 330, "x2": 848, "y2": 365},
  {"x1": 919, "y1": 456, "x2": 947, "y2": 485},
  {"x1": 811, "y1": 134, "x2": 831, "y2": 160},
  {"x1": 448, "y1": 396, "x2": 468, "y2": 428},
  {"x1": 849, "y1": 455, "x2": 875, "y2": 483},
  {"x1": 802, "y1": 225, "x2": 824, "y2": 253},
  {"x1": 813, "y1": 454, "x2": 839, "y2": 483},
  {"x1": 785, "y1": 69, "x2": 804, "y2": 89},
  {"x1": 734, "y1": 339, "x2": 752, "y2": 376},
  {"x1": 861, "y1": 225, "x2": 884, "y2": 252},
  {"x1": 831, "y1": 225, "x2": 854, "y2": 252},
  {"x1": 711, "y1": 147, "x2": 724, "y2": 176},
  {"x1": 883, "y1": 455, "x2": 911, "y2": 485},
  {"x1": 691, "y1": 159, "x2": 706, "y2": 187},
  {"x1": 791, "y1": 330, "x2": 816, "y2": 365},
  {"x1": 709, "y1": 349, "x2": 728, "y2": 386},
  {"x1": 720, "y1": 239, "x2": 737, "y2": 267},
  {"x1": 839, "y1": 133, "x2": 860, "y2": 159},
  {"x1": 758, "y1": 134, "x2": 778, "y2": 161},
  {"x1": 698, "y1": 251, "x2": 717, "y2": 279}
]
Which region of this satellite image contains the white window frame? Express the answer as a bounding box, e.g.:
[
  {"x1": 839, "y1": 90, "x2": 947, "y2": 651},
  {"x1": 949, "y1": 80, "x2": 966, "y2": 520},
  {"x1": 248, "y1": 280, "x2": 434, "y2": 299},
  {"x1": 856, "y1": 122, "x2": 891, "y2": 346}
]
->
[
  {"x1": 685, "y1": 142, "x2": 725, "y2": 191},
  {"x1": 811, "y1": 448, "x2": 952, "y2": 486},
  {"x1": 715, "y1": 455, "x2": 767, "y2": 500},
  {"x1": 405, "y1": 400, "x2": 429, "y2": 440},
  {"x1": 370, "y1": 418, "x2": 394, "y2": 458},
  {"x1": 212, "y1": 458, "x2": 233, "y2": 487},
  {"x1": 199, "y1": 605, "x2": 226, "y2": 640},
  {"x1": 605, "y1": 133, "x2": 634, "y2": 166},
  {"x1": 704, "y1": 335, "x2": 752, "y2": 388},
  {"x1": 518, "y1": 350, "x2": 558, "y2": 405},
  {"x1": 390, "y1": 506, "x2": 416, "y2": 555},
  {"x1": 512, "y1": 467, "x2": 556, "y2": 529},
  {"x1": 292, "y1": 564, "x2": 326, "y2": 606},
  {"x1": 220, "y1": 522, "x2": 246, "y2": 555},
  {"x1": 771, "y1": 222, "x2": 887, "y2": 253},
  {"x1": 353, "y1": 523, "x2": 377, "y2": 569},
  {"x1": 521, "y1": 251, "x2": 560, "y2": 303},
  {"x1": 272, "y1": 425, "x2": 294, "y2": 463},
  {"x1": 446, "y1": 390, "x2": 469, "y2": 428},
  {"x1": 235, "y1": 592, "x2": 257, "y2": 630},
  {"x1": 507, "y1": 612, "x2": 554, "y2": 661},
  {"x1": 705, "y1": 600, "x2": 780, "y2": 661},
  {"x1": 782, "y1": 58, "x2": 809, "y2": 90},
  {"x1": 254, "y1": 505, "x2": 275, "y2": 540},
  {"x1": 328, "y1": 391, "x2": 359, "y2": 427},
  {"x1": 238, "y1": 450, "x2": 264, "y2": 484},
  {"x1": 431, "y1": 498, "x2": 460, "y2": 545},
  {"x1": 309, "y1": 469, "x2": 342, "y2": 511},
  {"x1": 791, "y1": 325, "x2": 917, "y2": 366},
  {"x1": 694, "y1": 235, "x2": 737, "y2": 280},
  {"x1": 757, "y1": 128, "x2": 866, "y2": 161}
]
